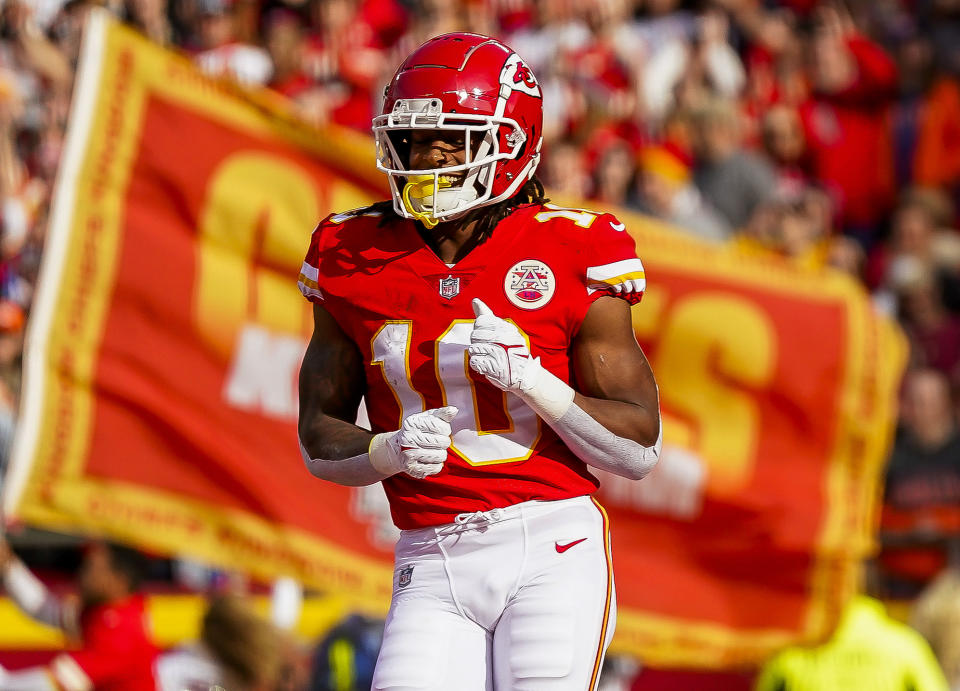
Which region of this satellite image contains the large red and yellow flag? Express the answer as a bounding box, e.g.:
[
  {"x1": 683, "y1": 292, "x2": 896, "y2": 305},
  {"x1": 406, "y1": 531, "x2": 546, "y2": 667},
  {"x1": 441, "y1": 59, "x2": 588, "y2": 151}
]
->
[{"x1": 2, "y1": 13, "x2": 905, "y2": 667}]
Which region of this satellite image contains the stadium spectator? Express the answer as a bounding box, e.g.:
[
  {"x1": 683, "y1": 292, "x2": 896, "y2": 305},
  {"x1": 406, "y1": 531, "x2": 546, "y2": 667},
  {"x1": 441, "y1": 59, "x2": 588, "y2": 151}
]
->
[
  {"x1": 540, "y1": 138, "x2": 591, "y2": 200},
  {"x1": 912, "y1": 568, "x2": 960, "y2": 691},
  {"x1": 503, "y1": 1, "x2": 590, "y2": 144},
  {"x1": 158, "y1": 594, "x2": 301, "y2": 691},
  {"x1": 880, "y1": 368, "x2": 960, "y2": 594},
  {"x1": 798, "y1": 3, "x2": 898, "y2": 242},
  {"x1": 875, "y1": 188, "x2": 960, "y2": 304},
  {"x1": 502, "y1": 0, "x2": 591, "y2": 79},
  {"x1": 124, "y1": 0, "x2": 172, "y2": 46},
  {"x1": 896, "y1": 270, "x2": 960, "y2": 377},
  {"x1": 591, "y1": 136, "x2": 636, "y2": 206},
  {"x1": 300, "y1": 0, "x2": 399, "y2": 132},
  {"x1": 308, "y1": 613, "x2": 382, "y2": 691},
  {"x1": 734, "y1": 183, "x2": 833, "y2": 269},
  {"x1": 265, "y1": 8, "x2": 310, "y2": 99},
  {"x1": 913, "y1": 0, "x2": 960, "y2": 197},
  {"x1": 825, "y1": 234, "x2": 867, "y2": 280},
  {"x1": 761, "y1": 104, "x2": 808, "y2": 189},
  {"x1": 735, "y1": 5, "x2": 807, "y2": 141},
  {"x1": 630, "y1": 141, "x2": 730, "y2": 242},
  {"x1": 913, "y1": 75, "x2": 960, "y2": 196},
  {"x1": 691, "y1": 98, "x2": 777, "y2": 231},
  {"x1": 754, "y1": 595, "x2": 950, "y2": 691},
  {"x1": 0, "y1": 538, "x2": 157, "y2": 690},
  {"x1": 0, "y1": 1, "x2": 72, "y2": 92},
  {"x1": 192, "y1": 0, "x2": 272, "y2": 87},
  {"x1": 568, "y1": 0, "x2": 637, "y2": 128},
  {"x1": 649, "y1": 8, "x2": 745, "y2": 122},
  {"x1": 890, "y1": 24, "x2": 935, "y2": 188}
]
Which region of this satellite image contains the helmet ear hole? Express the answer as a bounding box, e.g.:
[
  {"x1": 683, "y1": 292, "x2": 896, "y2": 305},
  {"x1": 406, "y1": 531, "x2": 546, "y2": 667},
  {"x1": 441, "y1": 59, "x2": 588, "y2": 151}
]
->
[
  {"x1": 515, "y1": 137, "x2": 527, "y2": 160},
  {"x1": 508, "y1": 123, "x2": 530, "y2": 160}
]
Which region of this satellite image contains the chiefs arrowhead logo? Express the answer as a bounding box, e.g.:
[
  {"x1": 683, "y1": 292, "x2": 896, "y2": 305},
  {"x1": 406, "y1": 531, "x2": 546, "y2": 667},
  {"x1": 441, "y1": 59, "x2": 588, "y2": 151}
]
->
[
  {"x1": 500, "y1": 55, "x2": 540, "y2": 97},
  {"x1": 513, "y1": 63, "x2": 536, "y2": 89}
]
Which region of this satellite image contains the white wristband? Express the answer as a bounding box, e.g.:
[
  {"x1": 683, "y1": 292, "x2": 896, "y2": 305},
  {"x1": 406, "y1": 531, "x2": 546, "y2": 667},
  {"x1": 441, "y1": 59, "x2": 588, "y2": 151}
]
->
[
  {"x1": 518, "y1": 358, "x2": 575, "y2": 424},
  {"x1": 368, "y1": 432, "x2": 399, "y2": 476}
]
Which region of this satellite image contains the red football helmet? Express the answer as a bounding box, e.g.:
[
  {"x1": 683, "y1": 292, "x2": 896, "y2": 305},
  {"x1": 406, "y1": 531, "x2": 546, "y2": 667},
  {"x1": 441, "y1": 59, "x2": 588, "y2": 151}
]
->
[{"x1": 373, "y1": 33, "x2": 544, "y2": 227}]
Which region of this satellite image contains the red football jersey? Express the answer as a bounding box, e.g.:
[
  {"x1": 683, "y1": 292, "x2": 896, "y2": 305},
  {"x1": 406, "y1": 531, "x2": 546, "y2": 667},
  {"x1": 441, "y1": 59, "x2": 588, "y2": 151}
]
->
[{"x1": 299, "y1": 202, "x2": 645, "y2": 529}]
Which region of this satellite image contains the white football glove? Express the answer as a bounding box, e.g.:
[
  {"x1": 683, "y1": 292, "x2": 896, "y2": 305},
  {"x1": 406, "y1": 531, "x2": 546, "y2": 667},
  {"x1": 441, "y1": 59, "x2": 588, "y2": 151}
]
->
[
  {"x1": 369, "y1": 406, "x2": 458, "y2": 479},
  {"x1": 467, "y1": 298, "x2": 540, "y2": 394},
  {"x1": 468, "y1": 299, "x2": 575, "y2": 423}
]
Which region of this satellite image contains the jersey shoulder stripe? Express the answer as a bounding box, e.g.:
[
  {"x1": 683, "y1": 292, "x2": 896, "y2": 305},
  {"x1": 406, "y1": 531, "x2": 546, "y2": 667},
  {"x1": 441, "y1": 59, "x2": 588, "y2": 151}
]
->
[
  {"x1": 297, "y1": 261, "x2": 323, "y2": 302},
  {"x1": 586, "y1": 258, "x2": 646, "y2": 295},
  {"x1": 298, "y1": 206, "x2": 388, "y2": 304}
]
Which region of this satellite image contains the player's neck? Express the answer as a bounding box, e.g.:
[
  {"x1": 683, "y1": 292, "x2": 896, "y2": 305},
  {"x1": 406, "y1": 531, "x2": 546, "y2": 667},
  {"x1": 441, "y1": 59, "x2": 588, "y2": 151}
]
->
[{"x1": 418, "y1": 218, "x2": 483, "y2": 264}]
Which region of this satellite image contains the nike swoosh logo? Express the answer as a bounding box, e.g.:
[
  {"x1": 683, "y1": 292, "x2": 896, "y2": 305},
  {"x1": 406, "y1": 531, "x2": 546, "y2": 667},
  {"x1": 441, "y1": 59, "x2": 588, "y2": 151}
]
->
[
  {"x1": 609, "y1": 221, "x2": 625, "y2": 232},
  {"x1": 555, "y1": 538, "x2": 588, "y2": 553}
]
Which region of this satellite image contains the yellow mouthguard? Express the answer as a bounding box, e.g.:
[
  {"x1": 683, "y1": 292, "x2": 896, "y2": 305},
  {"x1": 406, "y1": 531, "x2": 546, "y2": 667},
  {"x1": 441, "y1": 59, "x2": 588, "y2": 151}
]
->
[{"x1": 401, "y1": 174, "x2": 456, "y2": 228}]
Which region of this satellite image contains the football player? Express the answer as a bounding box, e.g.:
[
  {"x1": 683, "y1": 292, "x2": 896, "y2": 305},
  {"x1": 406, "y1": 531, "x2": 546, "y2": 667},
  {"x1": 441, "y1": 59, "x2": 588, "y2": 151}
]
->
[{"x1": 297, "y1": 32, "x2": 661, "y2": 691}]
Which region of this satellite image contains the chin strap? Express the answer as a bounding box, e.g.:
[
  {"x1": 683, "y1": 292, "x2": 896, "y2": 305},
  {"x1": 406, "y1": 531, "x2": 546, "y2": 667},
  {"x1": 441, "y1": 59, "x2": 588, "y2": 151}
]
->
[{"x1": 401, "y1": 174, "x2": 456, "y2": 228}]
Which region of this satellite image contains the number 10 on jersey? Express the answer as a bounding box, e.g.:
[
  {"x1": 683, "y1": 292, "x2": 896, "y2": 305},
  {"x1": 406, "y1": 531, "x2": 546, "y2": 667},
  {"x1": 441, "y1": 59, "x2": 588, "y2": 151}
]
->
[{"x1": 371, "y1": 320, "x2": 542, "y2": 466}]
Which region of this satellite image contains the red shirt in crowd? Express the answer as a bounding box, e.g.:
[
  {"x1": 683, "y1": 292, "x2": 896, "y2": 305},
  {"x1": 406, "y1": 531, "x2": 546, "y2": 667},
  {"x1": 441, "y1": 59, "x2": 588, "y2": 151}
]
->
[
  {"x1": 799, "y1": 37, "x2": 898, "y2": 231},
  {"x1": 49, "y1": 595, "x2": 157, "y2": 691}
]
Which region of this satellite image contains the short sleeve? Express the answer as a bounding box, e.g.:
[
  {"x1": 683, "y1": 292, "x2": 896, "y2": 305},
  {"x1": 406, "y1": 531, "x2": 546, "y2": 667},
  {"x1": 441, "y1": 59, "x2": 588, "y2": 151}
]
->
[
  {"x1": 298, "y1": 220, "x2": 328, "y2": 304},
  {"x1": 582, "y1": 213, "x2": 646, "y2": 306}
]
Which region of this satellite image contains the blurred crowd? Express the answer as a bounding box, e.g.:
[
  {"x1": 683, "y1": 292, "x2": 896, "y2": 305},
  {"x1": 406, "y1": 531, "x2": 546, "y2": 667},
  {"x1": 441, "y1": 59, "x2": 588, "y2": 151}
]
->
[{"x1": 0, "y1": 0, "x2": 957, "y2": 687}]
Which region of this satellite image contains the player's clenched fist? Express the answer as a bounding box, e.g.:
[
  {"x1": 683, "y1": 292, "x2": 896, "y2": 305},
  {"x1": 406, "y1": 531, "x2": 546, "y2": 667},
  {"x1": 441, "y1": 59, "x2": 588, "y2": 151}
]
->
[
  {"x1": 468, "y1": 299, "x2": 575, "y2": 425},
  {"x1": 468, "y1": 298, "x2": 538, "y2": 394},
  {"x1": 369, "y1": 406, "x2": 458, "y2": 479}
]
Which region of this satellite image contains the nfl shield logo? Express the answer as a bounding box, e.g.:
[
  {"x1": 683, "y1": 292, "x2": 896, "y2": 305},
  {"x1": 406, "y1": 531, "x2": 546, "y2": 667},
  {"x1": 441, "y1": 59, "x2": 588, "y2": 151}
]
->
[
  {"x1": 439, "y1": 275, "x2": 460, "y2": 299},
  {"x1": 398, "y1": 565, "x2": 414, "y2": 588}
]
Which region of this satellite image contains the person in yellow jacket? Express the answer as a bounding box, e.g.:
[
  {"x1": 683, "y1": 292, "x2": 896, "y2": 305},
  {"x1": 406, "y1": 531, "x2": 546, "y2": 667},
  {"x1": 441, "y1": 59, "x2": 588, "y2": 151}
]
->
[{"x1": 755, "y1": 595, "x2": 949, "y2": 691}]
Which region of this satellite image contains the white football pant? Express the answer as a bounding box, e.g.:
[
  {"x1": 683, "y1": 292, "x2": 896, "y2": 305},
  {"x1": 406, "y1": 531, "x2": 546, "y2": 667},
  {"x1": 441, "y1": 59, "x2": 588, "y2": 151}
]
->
[{"x1": 372, "y1": 495, "x2": 616, "y2": 691}]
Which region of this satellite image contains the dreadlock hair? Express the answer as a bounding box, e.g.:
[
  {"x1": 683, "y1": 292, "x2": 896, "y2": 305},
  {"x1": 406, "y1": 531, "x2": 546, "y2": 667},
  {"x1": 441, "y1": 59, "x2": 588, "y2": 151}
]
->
[{"x1": 366, "y1": 175, "x2": 549, "y2": 243}]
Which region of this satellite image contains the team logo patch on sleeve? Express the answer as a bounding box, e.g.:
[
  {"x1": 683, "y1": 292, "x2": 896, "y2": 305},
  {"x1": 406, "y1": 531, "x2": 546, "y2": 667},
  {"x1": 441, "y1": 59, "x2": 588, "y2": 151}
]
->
[{"x1": 505, "y1": 260, "x2": 555, "y2": 310}]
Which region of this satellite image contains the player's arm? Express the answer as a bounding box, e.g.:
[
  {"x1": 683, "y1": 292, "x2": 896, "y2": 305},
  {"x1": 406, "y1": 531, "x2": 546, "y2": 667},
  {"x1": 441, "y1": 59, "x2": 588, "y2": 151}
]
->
[
  {"x1": 298, "y1": 303, "x2": 457, "y2": 485},
  {"x1": 569, "y1": 295, "x2": 660, "y2": 457},
  {"x1": 469, "y1": 297, "x2": 660, "y2": 480},
  {"x1": 298, "y1": 303, "x2": 383, "y2": 486},
  {"x1": 0, "y1": 537, "x2": 77, "y2": 635}
]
